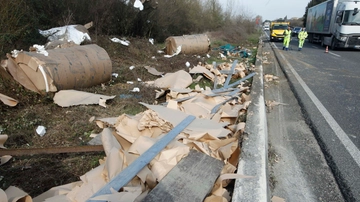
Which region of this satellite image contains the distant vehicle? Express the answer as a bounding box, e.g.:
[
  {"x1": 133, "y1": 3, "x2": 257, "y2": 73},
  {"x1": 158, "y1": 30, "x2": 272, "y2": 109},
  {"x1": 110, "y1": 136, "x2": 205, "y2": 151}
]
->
[
  {"x1": 263, "y1": 25, "x2": 270, "y2": 31},
  {"x1": 306, "y1": 0, "x2": 360, "y2": 49},
  {"x1": 292, "y1": 27, "x2": 302, "y2": 37},
  {"x1": 270, "y1": 21, "x2": 290, "y2": 41}
]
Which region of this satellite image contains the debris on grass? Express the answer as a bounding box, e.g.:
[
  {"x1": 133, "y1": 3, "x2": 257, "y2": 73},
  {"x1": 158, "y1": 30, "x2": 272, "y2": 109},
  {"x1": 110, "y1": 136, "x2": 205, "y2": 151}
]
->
[{"x1": 53, "y1": 90, "x2": 116, "y2": 107}]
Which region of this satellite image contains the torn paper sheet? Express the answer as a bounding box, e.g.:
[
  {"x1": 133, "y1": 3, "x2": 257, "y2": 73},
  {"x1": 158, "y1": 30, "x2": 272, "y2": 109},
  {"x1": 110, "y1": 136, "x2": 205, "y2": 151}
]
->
[
  {"x1": 0, "y1": 93, "x2": 18, "y2": 107},
  {"x1": 38, "y1": 24, "x2": 91, "y2": 45},
  {"x1": 272, "y1": 196, "x2": 286, "y2": 202},
  {"x1": 153, "y1": 70, "x2": 192, "y2": 89},
  {"x1": 0, "y1": 135, "x2": 8, "y2": 149},
  {"x1": 1, "y1": 155, "x2": 12, "y2": 166},
  {"x1": 53, "y1": 90, "x2": 115, "y2": 107},
  {"x1": 29, "y1": 44, "x2": 48, "y2": 56},
  {"x1": 2, "y1": 186, "x2": 32, "y2": 202},
  {"x1": 140, "y1": 103, "x2": 229, "y2": 138},
  {"x1": 32, "y1": 181, "x2": 82, "y2": 202},
  {"x1": 164, "y1": 46, "x2": 181, "y2": 58},
  {"x1": 209, "y1": 174, "x2": 254, "y2": 199},
  {"x1": 264, "y1": 74, "x2": 279, "y2": 82},
  {"x1": 110, "y1": 37, "x2": 130, "y2": 46},
  {"x1": 189, "y1": 65, "x2": 215, "y2": 81},
  {"x1": 265, "y1": 100, "x2": 288, "y2": 111},
  {"x1": 144, "y1": 66, "x2": 164, "y2": 76},
  {"x1": 44, "y1": 40, "x2": 78, "y2": 50},
  {"x1": 134, "y1": 0, "x2": 144, "y2": 10}
]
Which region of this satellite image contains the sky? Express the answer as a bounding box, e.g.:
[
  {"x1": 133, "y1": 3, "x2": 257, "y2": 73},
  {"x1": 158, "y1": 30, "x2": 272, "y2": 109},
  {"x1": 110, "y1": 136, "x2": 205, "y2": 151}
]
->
[{"x1": 218, "y1": 0, "x2": 311, "y2": 21}]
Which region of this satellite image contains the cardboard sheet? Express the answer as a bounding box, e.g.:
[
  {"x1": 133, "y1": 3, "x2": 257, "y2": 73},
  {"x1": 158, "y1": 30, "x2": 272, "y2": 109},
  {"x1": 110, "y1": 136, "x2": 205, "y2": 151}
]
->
[
  {"x1": 153, "y1": 70, "x2": 192, "y2": 89},
  {"x1": 2, "y1": 186, "x2": 32, "y2": 202},
  {"x1": 189, "y1": 65, "x2": 215, "y2": 81},
  {"x1": 6, "y1": 44, "x2": 112, "y2": 93},
  {"x1": 144, "y1": 66, "x2": 164, "y2": 76},
  {"x1": 0, "y1": 93, "x2": 18, "y2": 107},
  {"x1": 0, "y1": 135, "x2": 8, "y2": 149},
  {"x1": 165, "y1": 34, "x2": 210, "y2": 55},
  {"x1": 140, "y1": 103, "x2": 229, "y2": 138},
  {"x1": 53, "y1": 90, "x2": 115, "y2": 107}
]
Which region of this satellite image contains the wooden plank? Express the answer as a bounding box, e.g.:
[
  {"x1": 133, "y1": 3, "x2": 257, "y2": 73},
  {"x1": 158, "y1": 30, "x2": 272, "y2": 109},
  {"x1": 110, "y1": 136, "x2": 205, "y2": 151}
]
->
[
  {"x1": 143, "y1": 149, "x2": 224, "y2": 202},
  {"x1": 86, "y1": 115, "x2": 196, "y2": 202}
]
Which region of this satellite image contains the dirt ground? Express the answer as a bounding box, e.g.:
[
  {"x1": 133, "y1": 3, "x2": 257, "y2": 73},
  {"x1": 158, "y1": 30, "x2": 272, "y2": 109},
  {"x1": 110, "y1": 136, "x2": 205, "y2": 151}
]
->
[{"x1": 0, "y1": 32, "x2": 258, "y2": 197}]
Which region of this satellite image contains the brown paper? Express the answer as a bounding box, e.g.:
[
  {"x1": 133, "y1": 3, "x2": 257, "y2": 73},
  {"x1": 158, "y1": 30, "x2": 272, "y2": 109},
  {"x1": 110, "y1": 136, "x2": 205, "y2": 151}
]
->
[
  {"x1": 165, "y1": 34, "x2": 210, "y2": 55},
  {"x1": 6, "y1": 44, "x2": 112, "y2": 93},
  {"x1": 4, "y1": 186, "x2": 32, "y2": 202},
  {"x1": 0, "y1": 93, "x2": 18, "y2": 107},
  {"x1": 53, "y1": 90, "x2": 115, "y2": 107}
]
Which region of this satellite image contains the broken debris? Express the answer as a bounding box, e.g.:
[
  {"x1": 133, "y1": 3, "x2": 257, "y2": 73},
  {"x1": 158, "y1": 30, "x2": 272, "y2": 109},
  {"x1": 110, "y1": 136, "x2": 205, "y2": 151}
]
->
[{"x1": 53, "y1": 90, "x2": 116, "y2": 107}]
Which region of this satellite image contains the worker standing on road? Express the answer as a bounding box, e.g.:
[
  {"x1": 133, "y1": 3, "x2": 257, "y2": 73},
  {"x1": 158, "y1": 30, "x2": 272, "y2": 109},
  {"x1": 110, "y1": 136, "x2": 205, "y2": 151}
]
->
[
  {"x1": 282, "y1": 26, "x2": 291, "y2": 51},
  {"x1": 298, "y1": 27, "x2": 308, "y2": 51}
]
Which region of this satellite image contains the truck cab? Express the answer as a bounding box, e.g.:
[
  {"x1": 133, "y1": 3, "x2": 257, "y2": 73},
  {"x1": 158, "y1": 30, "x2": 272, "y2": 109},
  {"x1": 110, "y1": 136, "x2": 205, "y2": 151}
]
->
[
  {"x1": 306, "y1": 0, "x2": 360, "y2": 49},
  {"x1": 331, "y1": 1, "x2": 360, "y2": 48},
  {"x1": 270, "y1": 22, "x2": 290, "y2": 42}
]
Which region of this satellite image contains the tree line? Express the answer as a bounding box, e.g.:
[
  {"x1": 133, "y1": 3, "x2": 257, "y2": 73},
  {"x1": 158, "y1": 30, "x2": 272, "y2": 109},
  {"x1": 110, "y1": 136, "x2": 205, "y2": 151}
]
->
[{"x1": 0, "y1": 0, "x2": 259, "y2": 57}]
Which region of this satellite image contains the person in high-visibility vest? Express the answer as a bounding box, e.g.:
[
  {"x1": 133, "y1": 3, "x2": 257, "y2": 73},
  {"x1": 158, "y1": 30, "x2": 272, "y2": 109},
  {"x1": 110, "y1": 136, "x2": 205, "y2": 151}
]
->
[
  {"x1": 282, "y1": 26, "x2": 291, "y2": 51},
  {"x1": 298, "y1": 27, "x2": 308, "y2": 51}
]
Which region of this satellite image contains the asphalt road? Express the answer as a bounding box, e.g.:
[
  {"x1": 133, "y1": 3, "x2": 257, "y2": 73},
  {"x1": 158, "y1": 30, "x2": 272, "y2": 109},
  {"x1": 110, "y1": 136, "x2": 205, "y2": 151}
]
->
[
  {"x1": 266, "y1": 32, "x2": 360, "y2": 201},
  {"x1": 262, "y1": 38, "x2": 344, "y2": 202}
]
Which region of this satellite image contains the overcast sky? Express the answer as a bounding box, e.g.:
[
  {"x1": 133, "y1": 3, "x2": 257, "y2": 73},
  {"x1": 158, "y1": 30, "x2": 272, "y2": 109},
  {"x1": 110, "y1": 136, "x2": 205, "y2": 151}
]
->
[{"x1": 218, "y1": 0, "x2": 310, "y2": 21}]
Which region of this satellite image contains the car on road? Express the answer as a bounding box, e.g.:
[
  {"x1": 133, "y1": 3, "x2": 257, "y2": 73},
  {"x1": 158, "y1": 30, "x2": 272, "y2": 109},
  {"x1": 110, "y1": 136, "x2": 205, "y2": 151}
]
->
[{"x1": 292, "y1": 27, "x2": 302, "y2": 37}]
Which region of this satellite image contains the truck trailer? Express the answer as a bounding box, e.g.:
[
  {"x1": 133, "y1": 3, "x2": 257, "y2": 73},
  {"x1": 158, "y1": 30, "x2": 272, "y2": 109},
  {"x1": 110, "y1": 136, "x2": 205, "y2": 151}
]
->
[{"x1": 306, "y1": 0, "x2": 360, "y2": 49}]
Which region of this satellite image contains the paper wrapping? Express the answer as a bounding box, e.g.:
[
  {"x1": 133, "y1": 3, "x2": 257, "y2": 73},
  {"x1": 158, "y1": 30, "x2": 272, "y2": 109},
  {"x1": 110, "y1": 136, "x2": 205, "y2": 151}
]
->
[
  {"x1": 6, "y1": 44, "x2": 112, "y2": 94},
  {"x1": 165, "y1": 34, "x2": 210, "y2": 55}
]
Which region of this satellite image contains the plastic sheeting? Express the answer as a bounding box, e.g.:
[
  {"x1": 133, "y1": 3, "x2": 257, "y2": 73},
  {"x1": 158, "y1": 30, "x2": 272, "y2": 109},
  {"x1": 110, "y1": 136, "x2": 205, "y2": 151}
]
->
[
  {"x1": 165, "y1": 34, "x2": 210, "y2": 55},
  {"x1": 5, "y1": 44, "x2": 112, "y2": 94}
]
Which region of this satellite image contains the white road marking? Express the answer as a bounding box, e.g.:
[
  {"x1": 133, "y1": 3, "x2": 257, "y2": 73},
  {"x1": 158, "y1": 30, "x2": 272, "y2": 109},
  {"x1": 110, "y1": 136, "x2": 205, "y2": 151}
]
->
[
  {"x1": 328, "y1": 52, "x2": 341, "y2": 57},
  {"x1": 278, "y1": 51, "x2": 360, "y2": 167}
]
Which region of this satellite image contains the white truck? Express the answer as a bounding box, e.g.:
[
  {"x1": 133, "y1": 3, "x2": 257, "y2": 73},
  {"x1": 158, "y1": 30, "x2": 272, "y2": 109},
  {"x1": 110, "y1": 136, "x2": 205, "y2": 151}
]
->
[{"x1": 306, "y1": 0, "x2": 360, "y2": 49}]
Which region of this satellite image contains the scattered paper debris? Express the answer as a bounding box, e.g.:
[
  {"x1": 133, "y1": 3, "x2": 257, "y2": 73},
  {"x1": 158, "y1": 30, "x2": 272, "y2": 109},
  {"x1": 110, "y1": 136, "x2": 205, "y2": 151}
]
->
[
  {"x1": 164, "y1": 46, "x2": 182, "y2": 58},
  {"x1": 149, "y1": 38, "x2": 154, "y2": 45},
  {"x1": 110, "y1": 37, "x2": 130, "y2": 46},
  {"x1": 0, "y1": 155, "x2": 11, "y2": 166},
  {"x1": 0, "y1": 93, "x2": 18, "y2": 107},
  {"x1": 0, "y1": 135, "x2": 8, "y2": 149},
  {"x1": 38, "y1": 24, "x2": 91, "y2": 45},
  {"x1": 30, "y1": 44, "x2": 48, "y2": 56},
  {"x1": 144, "y1": 66, "x2": 164, "y2": 76},
  {"x1": 272, "y1": 196, "x2": 286, "y2": 202},
  {"x1": 36, "y1": 126, "x2": 46, "y2": 136},
  {"x1": 266, "y1": 100, "x2": 288, "y2": 111},
  {"x1": 264, "y1": 74, "x2": 279, "y2": 82},
  {"x1": 130, "y1": 87, "x2": 140, "y2": 92},
  {"x1": 53, "y1": 90, "x2": 116, "y2": 107},
  {"x1": 134, "y1": 0, "x2": 144, "y2": 10}
]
